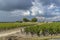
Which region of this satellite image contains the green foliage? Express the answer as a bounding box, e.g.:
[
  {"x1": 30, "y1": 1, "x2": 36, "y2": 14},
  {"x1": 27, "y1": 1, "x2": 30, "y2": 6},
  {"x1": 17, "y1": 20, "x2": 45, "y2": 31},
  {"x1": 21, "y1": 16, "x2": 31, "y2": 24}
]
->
[
  {"x1": 16, "y1": 21, "x2": 22, "y2": 23},
  {"x1": 23, "y1": 18, "x2": 30, "y2": 22},
  {"x1": 31, "y1": 18, "x2": 37, "y2": 22},
  {"x1": 24, "y1": 22, "x2": 60, "y2": 36},
  {"x1": 0, "y1": 22, "x2": 36, "y2": 30},
  {"x1": 19, "y1": 21, "x2": 23, "y2": 23}
]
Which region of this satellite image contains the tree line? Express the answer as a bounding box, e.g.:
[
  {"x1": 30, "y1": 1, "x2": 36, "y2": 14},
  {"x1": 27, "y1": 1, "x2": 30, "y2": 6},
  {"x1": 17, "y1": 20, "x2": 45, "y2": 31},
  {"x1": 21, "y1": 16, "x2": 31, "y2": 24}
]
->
[{"x1": 16, "y1": 18, "x2": 37, "y2": 22}]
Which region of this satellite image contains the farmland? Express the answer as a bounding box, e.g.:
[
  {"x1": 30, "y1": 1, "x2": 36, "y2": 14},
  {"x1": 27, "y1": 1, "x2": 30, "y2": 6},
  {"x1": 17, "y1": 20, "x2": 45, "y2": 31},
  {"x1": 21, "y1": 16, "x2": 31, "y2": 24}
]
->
[
  {"x1": 0, "y1": 22, "x2": 38, "y2": 30},
  {"x1": 24, "y1": 22, "x2": 60, "y2": 36},
  {"x1": 0, "y1": 22, "x2": 60, "y2": 40},
  {"x1": 0, "y1": 22, "x2": 60, "y2": 36}
]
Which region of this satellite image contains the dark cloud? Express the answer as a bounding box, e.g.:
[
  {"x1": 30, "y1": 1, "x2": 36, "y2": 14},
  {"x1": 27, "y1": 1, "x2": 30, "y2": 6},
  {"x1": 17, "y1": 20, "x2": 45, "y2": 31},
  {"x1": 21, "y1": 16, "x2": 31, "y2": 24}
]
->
[
  {"x1": 0, "y1": 0, "x2": 33, "y2": 11},
  {"x1": 0, "y1": 0, "x2": 60, "y2": 22}
]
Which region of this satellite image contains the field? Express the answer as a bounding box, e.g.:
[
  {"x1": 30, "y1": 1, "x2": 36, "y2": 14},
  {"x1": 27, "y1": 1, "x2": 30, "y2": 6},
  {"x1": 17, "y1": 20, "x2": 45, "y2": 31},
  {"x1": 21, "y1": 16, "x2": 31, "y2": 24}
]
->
[
  {"x1": 0, "y1": 22, "x2": 60, "y2": 40},
  {"x1": 24, "y1": 22, "x2": 60, "y2": 36},
  {"x1": 0, "y1": 22, "x2": 60, "y2": 36},
  {"x1": 0, "y1": 22, "x2": 38, "y2": 30}
]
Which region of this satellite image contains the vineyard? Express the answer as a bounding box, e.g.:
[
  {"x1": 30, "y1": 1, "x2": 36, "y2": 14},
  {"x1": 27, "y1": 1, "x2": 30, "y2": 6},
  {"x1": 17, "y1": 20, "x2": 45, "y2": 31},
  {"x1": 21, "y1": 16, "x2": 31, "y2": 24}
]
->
[
  {"x1": 0, "y1": 22, "x2": 37, "y2": 30},
  {"x1": 24, "y1": 22, "x2": 60, "y2": 36}
]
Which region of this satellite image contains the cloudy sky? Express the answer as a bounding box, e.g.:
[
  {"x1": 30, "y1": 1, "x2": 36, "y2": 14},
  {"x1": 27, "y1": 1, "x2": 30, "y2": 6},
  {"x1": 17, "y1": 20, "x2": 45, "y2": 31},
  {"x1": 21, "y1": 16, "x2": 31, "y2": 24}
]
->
[{"x1": 0, "y1": 0, "x2": 60, "y2": 22}]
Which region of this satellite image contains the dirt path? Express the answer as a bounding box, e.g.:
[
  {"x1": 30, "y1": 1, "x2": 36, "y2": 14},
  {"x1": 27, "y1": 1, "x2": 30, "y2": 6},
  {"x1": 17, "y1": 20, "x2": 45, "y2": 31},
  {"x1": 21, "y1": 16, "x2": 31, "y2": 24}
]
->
[{"x1": 0, "y1": 27, "x2": 25, "y2": 37}]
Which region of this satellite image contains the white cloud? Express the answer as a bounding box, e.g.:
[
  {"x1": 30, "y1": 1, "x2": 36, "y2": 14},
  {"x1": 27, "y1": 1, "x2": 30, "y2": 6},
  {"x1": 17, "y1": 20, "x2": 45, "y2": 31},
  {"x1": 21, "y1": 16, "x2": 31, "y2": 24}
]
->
[
  {"x1": 31, "y1": 0, "x2": 60, "y2": 22},
  {"x1": 39, "y1": 10, "x2": 43, "y2": 14},
  {"x1": 30, "y1": 0, "x2": 45, "y2": 16},
  {"x1": 48, "y1": 4, "x2": 56, "y2": 9},
  {"x1": 10, "y1": 10, "x2": 30, "y2": 17},
  {"x1": 52, "y1": 12, "x2": 60, "y2": 16},
  {"x1": 36, "y1": 16, "x2": 45, "y2": 21},
  {"x1": 10, "y1": 10, "x2": 23, "y2": 16},
  {"x1": 47, "y1": 16, "x2": 60, "y2": 21},
  {"x1": 23, "y1": 11, "x2": 30, "y2": 16},
  {"x1": 31, "y1": 6, "x2": 38, "y2": 16}
]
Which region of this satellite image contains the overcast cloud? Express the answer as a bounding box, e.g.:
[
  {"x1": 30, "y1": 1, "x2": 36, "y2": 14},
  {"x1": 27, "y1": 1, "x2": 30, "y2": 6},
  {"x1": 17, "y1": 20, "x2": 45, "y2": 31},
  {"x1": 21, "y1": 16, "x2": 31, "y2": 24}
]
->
[{"x1": 0, "y1": 0, "x2": 60, "y2": 22}]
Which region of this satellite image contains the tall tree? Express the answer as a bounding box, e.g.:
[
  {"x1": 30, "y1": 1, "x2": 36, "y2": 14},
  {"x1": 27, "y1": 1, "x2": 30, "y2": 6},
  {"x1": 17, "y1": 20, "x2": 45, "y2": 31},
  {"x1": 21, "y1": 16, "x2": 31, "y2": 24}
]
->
[
  {"x1": 31, "y1": 18, "x2": 37, "y2": 22},
  {"x1": 23, "y1": 18, "x2": 29, "y2": 22}
]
